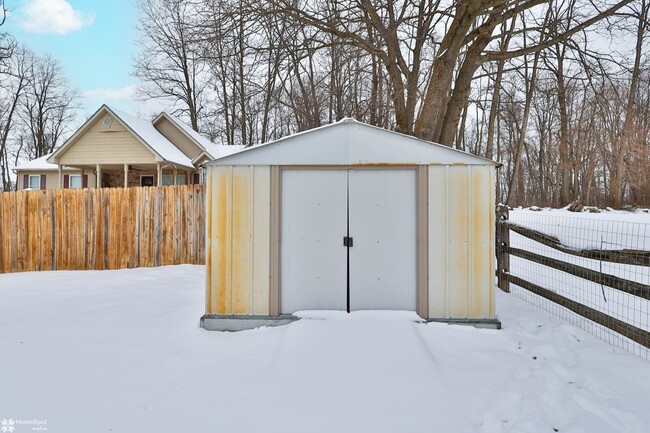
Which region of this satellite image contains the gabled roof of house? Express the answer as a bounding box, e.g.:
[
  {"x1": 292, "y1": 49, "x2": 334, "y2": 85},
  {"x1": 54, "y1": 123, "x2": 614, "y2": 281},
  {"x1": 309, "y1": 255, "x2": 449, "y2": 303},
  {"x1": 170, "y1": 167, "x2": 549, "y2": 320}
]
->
[
  {"x1": 208, "y1": 118, "x2": 499, "y2": 166},
  {"x1": 48, "y1": 105, "x2": 194, "y2": 169},
  {"x1": 153, "y1": 112, "x2": 245, "y2": 160}
]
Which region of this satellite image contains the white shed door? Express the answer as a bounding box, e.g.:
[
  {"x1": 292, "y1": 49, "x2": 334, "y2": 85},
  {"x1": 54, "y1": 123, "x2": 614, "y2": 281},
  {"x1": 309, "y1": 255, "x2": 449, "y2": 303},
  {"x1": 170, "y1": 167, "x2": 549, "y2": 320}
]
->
[
  {"x1": 281, "y1": 170, "x2": 348, "y2": 313},
  {"x1": 349, "y1": 169, "x2": 416, "y2": 310},
  {"x1": 281, "y1": 169, "x2": 416, "y2": 314}
]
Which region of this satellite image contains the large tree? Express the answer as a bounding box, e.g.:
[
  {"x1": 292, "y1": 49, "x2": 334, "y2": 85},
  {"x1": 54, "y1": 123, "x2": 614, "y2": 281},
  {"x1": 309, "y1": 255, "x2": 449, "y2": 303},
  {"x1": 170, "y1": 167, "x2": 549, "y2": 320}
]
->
[{"x1": 267, "y1": 0, "x2": 632, "y2": 145}]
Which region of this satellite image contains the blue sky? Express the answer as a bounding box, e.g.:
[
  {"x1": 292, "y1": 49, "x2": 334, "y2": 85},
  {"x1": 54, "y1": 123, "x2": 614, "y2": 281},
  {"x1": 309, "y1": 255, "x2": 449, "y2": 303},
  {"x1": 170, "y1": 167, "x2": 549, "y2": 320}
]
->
[{"x1": 4, "y1": 0, "x2": 160, "y2": 117}]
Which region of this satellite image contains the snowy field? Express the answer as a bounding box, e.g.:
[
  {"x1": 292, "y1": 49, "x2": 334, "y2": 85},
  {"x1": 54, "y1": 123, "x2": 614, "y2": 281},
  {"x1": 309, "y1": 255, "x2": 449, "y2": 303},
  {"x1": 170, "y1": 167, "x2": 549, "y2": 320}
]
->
[
  {"x1": 1, "y1": 265, "x2": 650, "y2": 433},
  {"x1": 508, "y1": 208, "x2": 650, "y2": 356}
]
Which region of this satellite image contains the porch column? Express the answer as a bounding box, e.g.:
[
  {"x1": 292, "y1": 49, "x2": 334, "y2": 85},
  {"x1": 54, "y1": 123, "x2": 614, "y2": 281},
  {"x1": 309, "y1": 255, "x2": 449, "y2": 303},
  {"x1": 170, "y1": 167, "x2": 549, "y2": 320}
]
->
[
  {"x1": 58, "y1": 165, "x2": 63, "y2": 188},
  {"x1": 173, "y1": 168, "x2": 178, "y2": 185},
  {"x1": 124, "y1": 164, "x2": 129, "y2": 188},
  {"x1": 157, "y1": 162, "x2": 162, "y2": 186},
  {"x1": 187, "y1": 170, "x2": 191, "y2": 185},
  {"x1": 96, "y1": 164, "x2": 102, "y2": 188}
]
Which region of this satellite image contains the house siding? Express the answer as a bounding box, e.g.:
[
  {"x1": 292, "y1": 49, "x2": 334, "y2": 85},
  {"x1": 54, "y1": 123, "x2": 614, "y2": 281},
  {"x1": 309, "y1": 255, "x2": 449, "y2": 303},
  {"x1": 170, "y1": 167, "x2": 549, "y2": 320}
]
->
[
  {"x1": 100, "y1": 169, "x2": 194, "y2": 188},
  {"x1": 57, "y1": 115, "x2": 157, "y2": 165},
  {"x1": 16, "y1": 171, "x2": 97, "y2": 190},
  {"x1": 154, "y1": 117, "x2": 203, "y2": 160}
]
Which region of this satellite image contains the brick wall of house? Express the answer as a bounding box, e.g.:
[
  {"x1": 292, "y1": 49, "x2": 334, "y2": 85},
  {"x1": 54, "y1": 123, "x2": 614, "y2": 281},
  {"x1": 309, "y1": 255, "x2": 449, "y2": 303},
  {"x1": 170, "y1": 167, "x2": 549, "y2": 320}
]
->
[{"x1": 98, "y1": 168, "x2": 194, "y2": 188}]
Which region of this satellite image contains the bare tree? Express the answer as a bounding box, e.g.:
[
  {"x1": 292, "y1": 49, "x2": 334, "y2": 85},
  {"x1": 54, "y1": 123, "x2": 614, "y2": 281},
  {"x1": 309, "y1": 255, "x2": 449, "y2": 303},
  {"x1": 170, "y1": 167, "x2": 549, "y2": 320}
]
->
[
  {"x1": 608, "y1": 0, "x2": 649, "y2": 207},
  {"x1": 134, "y1": 0, "x2": 207, "y2": 131},
  {"x1": 20, "y1": 54, "x2": 78, "y2": 159},
  {"x1": 0, "y1": 46, "x2": 29, "y2": 190}
]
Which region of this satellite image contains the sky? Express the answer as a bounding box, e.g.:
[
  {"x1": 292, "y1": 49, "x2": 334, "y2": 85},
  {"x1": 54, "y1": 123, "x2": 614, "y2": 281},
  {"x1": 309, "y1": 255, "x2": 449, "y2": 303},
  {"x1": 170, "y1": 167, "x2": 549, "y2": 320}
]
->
[{"x1": 3, "y1": 0, "x2": 164, "y2": 119}]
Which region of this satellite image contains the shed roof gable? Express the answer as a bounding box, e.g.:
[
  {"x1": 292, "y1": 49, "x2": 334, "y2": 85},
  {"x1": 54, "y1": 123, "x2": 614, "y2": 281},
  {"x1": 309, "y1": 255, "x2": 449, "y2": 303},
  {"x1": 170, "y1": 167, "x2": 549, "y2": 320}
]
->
[{"x1": 207, "y1": 119, "x2": 497, "y2": 166}]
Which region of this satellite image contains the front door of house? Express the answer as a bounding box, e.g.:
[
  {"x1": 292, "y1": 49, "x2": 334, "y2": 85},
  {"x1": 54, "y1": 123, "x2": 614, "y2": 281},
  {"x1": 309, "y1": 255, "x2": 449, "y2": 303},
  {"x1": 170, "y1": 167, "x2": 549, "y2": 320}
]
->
[{"x1": 141, "y1": 175, "x2": 155, "y2": 187}]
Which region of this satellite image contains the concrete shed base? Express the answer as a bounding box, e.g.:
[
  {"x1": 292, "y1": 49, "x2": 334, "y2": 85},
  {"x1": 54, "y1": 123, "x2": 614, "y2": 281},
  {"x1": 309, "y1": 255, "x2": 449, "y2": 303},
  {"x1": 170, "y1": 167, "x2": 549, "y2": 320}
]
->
[
  {"x1": 201, "y1": 315, "x2": 299, "y2": 331},
  {"x1": 201, "y1": 314, "x2": 501, "y2": 331},
  {"x1": 426, "y1": 318, "x2": 502, "y2": 330}
]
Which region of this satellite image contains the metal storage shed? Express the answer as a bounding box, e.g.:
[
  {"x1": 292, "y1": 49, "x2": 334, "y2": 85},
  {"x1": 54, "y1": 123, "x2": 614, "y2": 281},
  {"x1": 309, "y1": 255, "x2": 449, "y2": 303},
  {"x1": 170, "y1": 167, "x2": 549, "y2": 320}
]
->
[{"x1": 202, "y1": 118, "x2": 500, "y2": 330}]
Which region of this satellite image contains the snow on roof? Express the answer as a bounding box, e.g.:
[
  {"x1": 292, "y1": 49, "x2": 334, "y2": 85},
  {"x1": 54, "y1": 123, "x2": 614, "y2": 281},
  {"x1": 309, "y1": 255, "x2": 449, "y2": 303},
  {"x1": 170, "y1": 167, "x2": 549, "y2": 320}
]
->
[
  {"x1": 13, "y1": 153, "x2": 77, "y2": 172},
  {"x1": 161, "y1": 112, "x2": 245, "y2": 159},
  {"x1": 105, "y1": 105, "x2": 194, "y2": 168}
]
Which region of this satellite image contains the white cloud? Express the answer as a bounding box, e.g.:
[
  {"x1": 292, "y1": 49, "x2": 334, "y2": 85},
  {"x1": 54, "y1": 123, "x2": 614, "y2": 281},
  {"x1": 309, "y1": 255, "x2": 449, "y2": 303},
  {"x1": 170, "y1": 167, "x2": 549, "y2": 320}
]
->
[
  {"x1": 82, "y1": 85, "x2": 139, "y2": 101},
  {"x1": 81, "y1": 85, "x2": 171, "y2": 119},
  {"x1": 18, "y1": 0, "x2": 95, "y2": 35}
]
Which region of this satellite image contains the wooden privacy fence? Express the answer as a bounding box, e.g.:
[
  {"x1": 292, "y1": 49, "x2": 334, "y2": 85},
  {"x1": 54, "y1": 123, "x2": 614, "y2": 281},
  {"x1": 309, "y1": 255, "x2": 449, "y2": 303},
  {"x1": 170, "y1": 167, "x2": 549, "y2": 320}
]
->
[
  {"x1": 0, "y1": 185, "x2": 206, "y2": 273},
  {"x1": 496, "y1": 205, "x2": 650, "y2": 352}
]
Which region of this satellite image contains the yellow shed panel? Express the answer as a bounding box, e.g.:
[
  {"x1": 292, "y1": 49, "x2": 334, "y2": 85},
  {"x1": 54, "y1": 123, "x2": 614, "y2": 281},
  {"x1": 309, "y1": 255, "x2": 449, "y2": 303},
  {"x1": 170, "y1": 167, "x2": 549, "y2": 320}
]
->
[
  {"x1": 428, "y1": 165, "x2": 494, "y2": 320},
  {"x1": 205, "y1": 165, "x2": 271, "y2": 316},
  {"x1": 448, "y1": 166, "x2": 470, "y2": 318},
  {"x1": 252, "y1": 167, "x2": 271, "y2": 315}
]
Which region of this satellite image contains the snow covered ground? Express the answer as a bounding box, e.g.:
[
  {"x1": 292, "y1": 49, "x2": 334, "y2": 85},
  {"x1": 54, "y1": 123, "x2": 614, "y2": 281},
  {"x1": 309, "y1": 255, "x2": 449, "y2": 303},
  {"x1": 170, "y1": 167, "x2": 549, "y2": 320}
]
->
[
  {"x1": 1, "y1": 265, "x2": 649, "y2": 433},
  {"x1": 510, "y1": 207, "x2": 649, "y2": 251}
]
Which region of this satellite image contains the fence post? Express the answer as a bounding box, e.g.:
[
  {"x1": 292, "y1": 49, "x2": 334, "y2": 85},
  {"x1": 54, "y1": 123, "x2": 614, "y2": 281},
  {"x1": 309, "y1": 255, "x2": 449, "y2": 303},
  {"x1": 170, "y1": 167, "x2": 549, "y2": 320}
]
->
[{"x1": 496, "y1": 204, "x2": 510, "y2": 292}]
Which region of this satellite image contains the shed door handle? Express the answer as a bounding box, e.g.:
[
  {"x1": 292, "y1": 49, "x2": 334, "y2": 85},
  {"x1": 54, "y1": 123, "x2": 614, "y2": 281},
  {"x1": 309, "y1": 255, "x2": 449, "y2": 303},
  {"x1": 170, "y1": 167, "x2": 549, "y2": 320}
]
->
[{"x1": 343, "y1": 236, "x2": 353, "y2": 247}]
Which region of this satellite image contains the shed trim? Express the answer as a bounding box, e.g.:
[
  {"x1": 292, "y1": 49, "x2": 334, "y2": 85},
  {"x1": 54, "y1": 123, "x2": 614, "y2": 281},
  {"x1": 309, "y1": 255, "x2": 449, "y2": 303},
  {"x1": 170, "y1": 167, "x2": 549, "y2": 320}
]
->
[
  {"x1": 416, "y1": 165, "x2": 429, "y2": 319},
  {"x1": 269, "y1": 166, "x2": 281, "y2": 316}
]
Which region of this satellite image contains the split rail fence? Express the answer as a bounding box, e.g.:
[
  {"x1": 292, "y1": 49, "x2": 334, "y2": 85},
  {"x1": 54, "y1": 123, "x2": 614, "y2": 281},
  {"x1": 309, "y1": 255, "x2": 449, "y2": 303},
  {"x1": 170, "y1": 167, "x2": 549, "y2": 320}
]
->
[
  {"x1": 496, "y1": 206, "x2": 650, "y2": 359},
  {"x1": 0, "y1": 185, "x2": 206, "y2": 273}
]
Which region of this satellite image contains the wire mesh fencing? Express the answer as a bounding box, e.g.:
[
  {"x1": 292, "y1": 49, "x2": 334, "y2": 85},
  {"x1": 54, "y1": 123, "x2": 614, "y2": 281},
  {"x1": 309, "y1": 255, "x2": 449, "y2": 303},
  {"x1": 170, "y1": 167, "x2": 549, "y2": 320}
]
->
[{"x1": 496, "y1": 206, "x2": 650, "y2": 359}]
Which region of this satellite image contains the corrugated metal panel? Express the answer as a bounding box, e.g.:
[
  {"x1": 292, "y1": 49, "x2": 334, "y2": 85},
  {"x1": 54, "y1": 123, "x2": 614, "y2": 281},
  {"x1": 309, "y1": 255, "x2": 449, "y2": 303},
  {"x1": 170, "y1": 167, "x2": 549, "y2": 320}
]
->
[
  {"x1": 205, "y1": 165, "x2": 271, "y2": 316},
  {"x1": 427, "y1": 165, "x2": 495, "y2": 319},
  {"x1": 470, "y1": 166, "x2": 493, "y2": 318},
  {"x1": 448, "y1": 166, "x2": 470, "y2": 317},
  {"x1": 252, "y1": 167, "x2": 271, "y2": 315},
  {"x1": 232, "y1": 166, "x2": 252, "y2": 314},
  {"x1": 428, "y1": 167, "x2": 447, "y2": 317}
]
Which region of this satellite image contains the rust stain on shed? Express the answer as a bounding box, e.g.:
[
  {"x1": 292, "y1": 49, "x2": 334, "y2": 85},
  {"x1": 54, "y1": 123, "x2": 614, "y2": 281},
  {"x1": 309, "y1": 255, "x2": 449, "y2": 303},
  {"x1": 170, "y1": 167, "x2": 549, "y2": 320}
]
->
[
  {"x1": 212, "y1": 168, "x2": 230, "y2": 315},
  {"x1": 471, "y1": 167, "x2": 490, "y2": 318},
  {"x1": 351, "y1": 162, "x2": 418, "y2": 166},
  {"x1": 231, "y1": 169, "x2": 252, "y2": 315}
]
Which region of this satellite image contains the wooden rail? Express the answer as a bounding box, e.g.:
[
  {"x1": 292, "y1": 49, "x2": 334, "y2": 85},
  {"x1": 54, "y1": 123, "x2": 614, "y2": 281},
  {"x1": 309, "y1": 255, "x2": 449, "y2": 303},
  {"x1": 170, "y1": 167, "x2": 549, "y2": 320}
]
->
[
  {"x1": 503, "y1": 274, "x2": 650, "y2": 349},
  {"x1": 503, "y1": 221, "x2": 650, "y2": 266},
  {"x1": 506, "y1": 246, "x2": 650, "y2": 300},
  {"x1": 0, "y1": 185, "x2": 206, "y2": 273}
]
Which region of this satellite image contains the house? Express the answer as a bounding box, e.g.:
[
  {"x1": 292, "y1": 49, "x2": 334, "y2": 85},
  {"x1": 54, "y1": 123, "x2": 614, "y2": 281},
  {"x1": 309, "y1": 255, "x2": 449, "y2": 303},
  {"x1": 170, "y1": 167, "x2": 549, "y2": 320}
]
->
[
  {"x1": 14, "y1": 104, "x2": 243, "y2": 190},
  {"x1": 201, "y1": 118, "x2": 500, "y2": 331},
  {"x1": 13, "y1": 153, "x2": 96, "y2": 191}
]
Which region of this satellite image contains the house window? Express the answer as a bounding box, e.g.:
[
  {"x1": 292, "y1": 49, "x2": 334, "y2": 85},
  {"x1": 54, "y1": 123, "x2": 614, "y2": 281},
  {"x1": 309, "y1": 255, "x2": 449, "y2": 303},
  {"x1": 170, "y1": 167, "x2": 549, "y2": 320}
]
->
[
  {"x1": 69, "y1": 175, "x2": 82, "y2": 189},
  {"x1": 162, "y1": 175, "x2": 186, "y2": 186},
  {"x1": 141, "y1": 175, "x2": 155, "y2": 187},
  {"x1": 28, "y1": 175, "x2": 41, "y2": 190}
]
